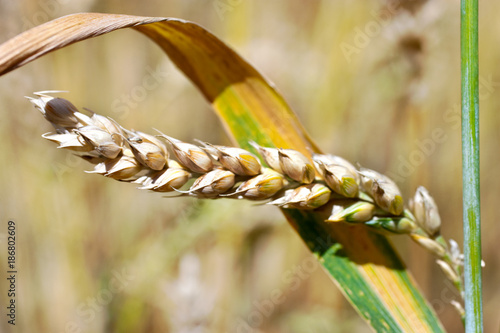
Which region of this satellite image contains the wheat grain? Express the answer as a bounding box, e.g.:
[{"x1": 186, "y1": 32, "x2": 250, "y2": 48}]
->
[
  {"x1": 30, "y1": 92, "x2": 465, "y2": 302},
  {"x1": 409, "y1": 186, "x2": 442, "y2": 237}
]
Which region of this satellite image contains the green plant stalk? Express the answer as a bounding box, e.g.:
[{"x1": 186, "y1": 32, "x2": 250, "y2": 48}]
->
[{"x1": 461, "y1": 0, "x2": 482, "y2": 331}]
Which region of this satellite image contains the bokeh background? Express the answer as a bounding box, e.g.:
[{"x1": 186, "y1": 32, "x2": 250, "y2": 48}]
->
[{"x1": 0, "y1": 0, "x2": 498, "y2": 332}]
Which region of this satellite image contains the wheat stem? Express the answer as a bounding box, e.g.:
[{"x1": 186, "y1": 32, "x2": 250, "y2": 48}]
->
[{"x1": 461, "y1": 0, "x2": 482, "y2": 329}]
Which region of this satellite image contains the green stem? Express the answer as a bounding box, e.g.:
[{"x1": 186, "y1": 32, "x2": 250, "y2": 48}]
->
[{"x1": 461, "y1": 0, "x2": 482, "y2": 331}]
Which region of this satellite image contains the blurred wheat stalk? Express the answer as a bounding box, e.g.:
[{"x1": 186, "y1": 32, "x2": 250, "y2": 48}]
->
[{"x1": 0, "y1": 12, "x2": 462, "y2": 331}]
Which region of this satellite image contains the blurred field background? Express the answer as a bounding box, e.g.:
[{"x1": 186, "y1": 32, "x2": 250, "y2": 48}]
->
[{"x1": 0, "y1": 0, "x2": 499, "y2": 332}]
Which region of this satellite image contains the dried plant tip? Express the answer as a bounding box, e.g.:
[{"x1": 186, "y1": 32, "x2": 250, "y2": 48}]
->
[
  {"x1": 140, "y1": 168, "x2": 191, "y2": 192},
  {"x1": 232, "y1": 168, "x2": 286, "y2": 199},
  {"x1": 278, "y1": 149, "x2": 316, "y2": 184},
  {"x1": 127, "y1": 140, "x2": 166, "y2": 171},
  {"x1": 270, "y1": 183, "x2": 331, "y2": 210},
  {"x1": 91, "y1": 114, "x2": 124, "y2": 145},
  {"x1": 104, "y1": 155, "x2": 143, "y2": 180},
  {"x1": 450, "y1": 301, "x2": 465, "y2": 318},
  {"x1": 312, "y1": 154, "x2": 360, "y2": 182},
  {"x1": 436, "y1": 260, "x2": 461, "y2": 284},
  {"x1": 359, "y1": 168, "x2": 404, "y2": 215},
  {"x1": 449, "y1": 239, "x2": 464, "y2": 267},
  {"x1": 249, "y1": 142, "x2": 282, "y2": 173},
  {"x1": 410, "y1": 234, "x2": 446, "y2": 258},
  {"x1": 135, "y1": 131, "x2": 169, "y2": 157},
  {"x1": 358, "y1": 168, "x2": 382, "y2": 194},
  {"x1": 409, "y1": 186, "x2": 441, "y2": 237},
  {"x1": 42, "y1": 132, "x2": 74, "y2": 144},
  {"x1": 76, "y1": 126, "x2": 113, "y2": 146},
  {"x1": 132, "y1": 175, "x2": 151, "y2": 186},
  {"x1": 158, "y1": 134, "x2": 212, "y2": 173},
  {"x1": 72, "y1": 111, "x2": 94, "y2": 128},
  {"x1": 449, "y1": 239, "x2": 460, "y2": 259},
  {"x1": 97, "y1": 141, "x2": 122, "y2": 159},
  {"x1": 76, "y1": 126, "x2": 122, "y2": 159},
  {"x1": 86, "y1": 162, "x2": 107, "y2": 175},
  {"x1": 42, "y1": 132, "x2": 94, "y2": 152},
  {"x1": 204, "y1": 144, "x2": 261, "y2": 176},
  {"x1": 39, "y1": 97, "x2": 80, "y2": 128},
  {"x1": 327, "y1": 201, "x2": 376, "y2": 223},
  {"x1": 188, "y1": 169, "x2": 235, "y2": 198}
]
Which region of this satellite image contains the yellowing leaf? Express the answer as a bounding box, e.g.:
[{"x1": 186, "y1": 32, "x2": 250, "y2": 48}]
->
[{"x1": 0, "y1": 13, "x2": 445, "y2": 332}]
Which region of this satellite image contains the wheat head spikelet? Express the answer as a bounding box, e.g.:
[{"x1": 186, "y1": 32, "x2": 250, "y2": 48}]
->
[{"x1": 29, "y1": 91, "x2": 466, "y2": 308}]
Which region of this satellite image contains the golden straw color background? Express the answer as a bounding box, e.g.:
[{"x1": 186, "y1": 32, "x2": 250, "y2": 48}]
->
[{"x1": 0, "y1": 0, "x2": 498, "y2": 332}]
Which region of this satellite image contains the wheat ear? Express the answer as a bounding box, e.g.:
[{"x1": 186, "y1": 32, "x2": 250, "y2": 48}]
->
[{"x1": 30, "y1": 92, "x2": 466, "y2": 311}]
